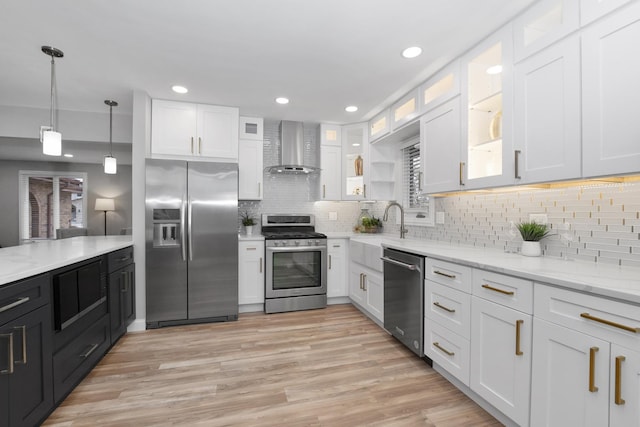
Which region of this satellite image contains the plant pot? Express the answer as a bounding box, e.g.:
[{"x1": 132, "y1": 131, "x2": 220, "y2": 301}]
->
[
  {"x1": 244, "y1": 225, "x2": 253, "y2": 236},
  {"x1": 521, "y1": 241, "x2": 541, "y2": 257}
]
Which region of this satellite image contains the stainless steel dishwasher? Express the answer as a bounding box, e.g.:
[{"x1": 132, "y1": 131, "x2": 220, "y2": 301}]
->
[{"x1": 381, "y1": 247, "x2": 425, "y2": 357}]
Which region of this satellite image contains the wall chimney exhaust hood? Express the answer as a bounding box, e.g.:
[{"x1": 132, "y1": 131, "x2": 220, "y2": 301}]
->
[{"x1": 267, "y1": 121, "x2": 319, "y2": 174}]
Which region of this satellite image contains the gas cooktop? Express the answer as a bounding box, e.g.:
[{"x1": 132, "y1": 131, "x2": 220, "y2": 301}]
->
[{"x1": 260, "y1": 213, "x2": 326, "y2": 240}]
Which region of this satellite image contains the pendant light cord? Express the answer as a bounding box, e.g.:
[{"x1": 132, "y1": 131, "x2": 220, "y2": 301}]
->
[
  {"x1": 109, "y1": 103, "x2": 113, "y2": 156},
  {"x1": 49, "y1": 56, "x2": 56, "y2": 130}
]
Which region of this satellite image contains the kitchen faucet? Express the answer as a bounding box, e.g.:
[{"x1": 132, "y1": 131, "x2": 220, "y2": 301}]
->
[{"x1": 383, "y1": 202, "x2": 408, "y2": 239}]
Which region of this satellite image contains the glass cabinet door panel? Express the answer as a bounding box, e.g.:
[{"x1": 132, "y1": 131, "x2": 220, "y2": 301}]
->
[{"x1": 342, "y1": 124, "x2": 368, "y2": 200}]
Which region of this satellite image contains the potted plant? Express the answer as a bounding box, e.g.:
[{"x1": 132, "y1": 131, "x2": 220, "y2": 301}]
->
[
  {"x1": 516, "y1": 221, "x2": 551, "y2": 257},
  {"x1": 361, "y1": 216, "x2": 382, "y2": 233},
  {"x1": 240, "y1": 211, "x2": 256, "y2": 236}
]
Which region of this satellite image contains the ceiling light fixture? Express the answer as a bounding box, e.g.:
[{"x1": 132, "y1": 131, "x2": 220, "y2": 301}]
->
[
  {"x1": 104, "y1": 100, "x2": 118, "y2": 174},
  {"x1": 63, "y1": 153, "x2": 74, "y2": 158},
  {"x1": 486, "y1": 65, "x2": 503, "y2": 75},
  {"x1": 345, "y1": 106, "x2": 358, "y2": 113},
  {"x1": 401, "y1": 46, "x2": 422, "y2": 59},
  {"x1": 40, "y1": 46, "x2": 64, "y2": 156},
  {"x1": 172, "y1": 85, "x2": 188, "y2": 94},
  {"x1": 275, "y1": 97, "x2": 289, "y2": 105}
]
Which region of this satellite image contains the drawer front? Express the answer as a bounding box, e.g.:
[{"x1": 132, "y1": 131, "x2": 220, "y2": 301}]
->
[
  {"x1": 472, "y1": 269, "x2": 533, "y2": 314},
  {"x1": 424, "y1": 318, "x2": 470, "y2": 386},
  {"x1": 425, "y1": 258, "x2": 472, "y2": 293},
  {"x1": 0, "y1": 274, "x2": 50, "y2": 326},
  {"x1": 53, "y1": 314, "x2": 110, "y2": 403},
  {"x1": 425, "y1": 280, "x2": 471, "y2": 339},
  {"x1": 107, "y1": 246, "x2": 134, "y2": 273},
  {"x1": 535, "y1": 283, "x2": 640, "y2": 351}
]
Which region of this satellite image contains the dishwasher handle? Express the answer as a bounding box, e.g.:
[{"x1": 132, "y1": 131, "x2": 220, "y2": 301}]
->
[{"x1": 381, "y1": 256, "x2": 421, "y2": 272}]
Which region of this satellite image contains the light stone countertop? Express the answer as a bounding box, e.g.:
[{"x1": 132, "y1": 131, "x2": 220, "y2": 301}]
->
[
  {"x1": 351, "y1": 235, "x2": 640, "y2": 305},
  {"x1": 238, "y1": 234, "x2": 264, "y2": 242},
  {"x1": 0, "y1": 236, "x2": 133, "y2": 286}
]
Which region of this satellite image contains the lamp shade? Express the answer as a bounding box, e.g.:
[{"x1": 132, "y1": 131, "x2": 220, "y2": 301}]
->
[
  {"x1": 42, "y1": 130, "x2": 62, "y2": 156},
  {"x1": 104, "y1": 156, "x2": 117, "y2": 174},
  {"x1": 95, "y1": 198, "x2": 115, "y2": 211}
]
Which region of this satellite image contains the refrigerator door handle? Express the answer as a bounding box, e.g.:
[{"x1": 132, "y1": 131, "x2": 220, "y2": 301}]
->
[
  {"x1": 180, "y1": 195, "x2": 187, "y2": 261},
  {"x1": 188, "y1": 196, "x2": 193, "y2": 261}
]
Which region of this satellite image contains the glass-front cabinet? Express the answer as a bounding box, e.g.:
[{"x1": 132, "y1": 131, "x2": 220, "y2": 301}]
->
[
  {"x1": 342, "y1": 123, "x2": 369, "y2": 200},
  {"x1": 462, "y1": 26, "x2": 514, "y2": 189}
]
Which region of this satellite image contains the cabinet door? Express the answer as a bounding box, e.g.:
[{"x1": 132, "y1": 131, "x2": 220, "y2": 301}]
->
[
  {"x1": 108, "y1": 268, "x2": 125, "y2": 343},
  {"x1": 197, "y1": 104, "x2": 239, "y2": 160},
  {"x1": 342, "y1": 123, "x2": 369, "y2": 200},
  {"x1": 609, "y1": 344, "x2": 640, "y2": 427},
  {"x1": 582, "y1": 3, "x2": 640, "y2": 177},
  {"x1": 349, "y1": 265, "x2": 365, "y2": 306},
  {"x1": 239, "y1": 139, "x2": 264, "y2": 200},
  {"x1": 369, "y1": 109, "x2": 390, "y2": 143},
  {"x1": 391, "y1": 88, "x2": 420, "y2": 131},
  {"x1": 421, "y1": 60, "x2": 460, "y2": 113},
  {"x1": 581, "y1": 0, "x2": 635, "y2": 25},
  {"x1": 123, "y1": 263, "x2": 136, "y2": 327},
  {"x1": 364, "y1": 271, "x2": 384, "y2": 323},
  {"x1": 320, "y1": 145, "x2": 342, "y2": 200},
  {"x1": 238, "y1": 242, "x2": 264, "y2": 305},
  {"x1": 1, "y1": 305, "x2": 53, "y2": 427},
  {"x1": 531, "y1": 318, "x2": 609, "y2": 427},
  {"x1": 421, "y1": 97, "x2": 462, "y2": 194},
  {"x1": 239, "y1": 116, "x2": 264, "y2": 140},
  {"x1": 470, "y1": 297, "x2": 531, "y2": 426},
  {"x1": 327, "y1": 240, "x2": 348, "y2": 298},
  {"x1": 514, "y1": 35, "x2": 581, "y2": 184},
  {"x1": 151, "y1": 100, "x2": 197, "y2": 157}
]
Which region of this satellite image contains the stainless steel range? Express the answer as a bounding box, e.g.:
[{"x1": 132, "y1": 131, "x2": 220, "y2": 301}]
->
[{"x1": 262, "y1": 214, "x2": 327, "y2": 314}]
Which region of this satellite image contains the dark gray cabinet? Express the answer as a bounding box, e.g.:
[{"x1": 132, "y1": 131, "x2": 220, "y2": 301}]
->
[
  {"x1": 0, "y1": 274, "x2": 53, "y2": 427},
  {"x1": 108, "y1": 252, "x2": 135, "y2": 344}
]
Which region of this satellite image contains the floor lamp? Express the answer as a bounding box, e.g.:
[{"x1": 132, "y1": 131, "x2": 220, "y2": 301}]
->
[{"x1": 95, "y1": 198, "x2": 115, "y2": 235}]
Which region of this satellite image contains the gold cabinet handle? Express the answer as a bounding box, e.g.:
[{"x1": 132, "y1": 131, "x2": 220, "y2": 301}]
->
[
  {"x1": 259, "y1": 257, "x2": 262, "y2": 274},
  {"x1": 258, "y1": 182, "x2": 261, "y2": 198},
  {"x1": 459, "y1": 162, "x2": 465, "y2": 186},
  {"x1": 589, "y1": 346, "x2": 599, "y2": 392},
  {"x1": 363, "y1": 274, "x2": 367, "y2": 291},
  {"x1": 433, "y1": 301, "x2": 455, "y2": 313},
  {"x1": 615, "y1": 355, "x2": 625, "y2": 405},
  {"x1": 191, "y1": 137, "x2": 194, "y2": 154},
  {"x1": 0, "y1": 333, "x2": 14, "y2": 375},
  {"x1": 329, "y1": 255, "x2": 332, "y2": 270},
  {"x1": 580, "y1": 312, "x2": 640, "y2": 333},
  {"x1": 433, "y1": 342, "x2": 455, "y2": 356},
  {"x1": 198, "y1": 137, "x2": 202, "y2": 154},
  {"x1": 515, "y1": 320, "x2": 524, "y2": 356},
  {"x1": 514, "y1": 150, "x2": 522, "y2": 179},
  {"x1": 245, "y1": 247, "x2": 256, "y2": 251},
  {"x1": 482, "y1": 284, "x2": 515, "y2": 296},
  {"x1": 322, "y1": 184, "x2": 326, "y2": 199},
  {"x1": 359, "y1": 273, "x2": 363, "y2": 290},
  {"x1": 433, "y1": 270, "x2": 456, "y2": 279},
  {"x1": 363, "y1": 184, "x2": 367, "y2": 198}
]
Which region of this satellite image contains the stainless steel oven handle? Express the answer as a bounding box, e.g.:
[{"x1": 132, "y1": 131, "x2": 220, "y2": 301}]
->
[
  {"x1": 381, "y1": 256, "x2": 421, "y2": 272},
  {"x1": 267, "y1": 246, "x2": 327, "y2": 253}
]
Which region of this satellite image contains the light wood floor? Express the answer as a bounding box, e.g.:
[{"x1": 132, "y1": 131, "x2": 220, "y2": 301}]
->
[{"x1": 44, "y1": 304, "x2": 501, "y2": 427}]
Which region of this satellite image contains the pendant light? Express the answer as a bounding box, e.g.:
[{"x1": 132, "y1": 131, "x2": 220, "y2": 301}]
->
[
  {"x1": 41, "y1": 46, "x2": 64, "y2": 156},
  {"x1": 104, "y1": 100, "x2": 118, "y2": 174}
]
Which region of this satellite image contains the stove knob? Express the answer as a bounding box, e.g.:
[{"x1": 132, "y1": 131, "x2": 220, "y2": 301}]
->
[
  {"x1": 294, "y1": 240, "x2": 300, "y2": 246},
  {"x1": 315, "y1": 240, "x2": 320, "y2": 245}
]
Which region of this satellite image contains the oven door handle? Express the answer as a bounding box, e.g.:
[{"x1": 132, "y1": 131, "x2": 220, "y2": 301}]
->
[
  {"x1": 267, "y1": 246, "x2": 326, "y2": 253},
  {"x1": 381, "y1": 256, "x2": 421, "y2": 272}
]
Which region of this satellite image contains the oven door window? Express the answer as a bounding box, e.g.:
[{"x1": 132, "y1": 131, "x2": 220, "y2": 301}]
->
[{"x1": 272, "y1": 250, "x2": 322, "y2": 290}]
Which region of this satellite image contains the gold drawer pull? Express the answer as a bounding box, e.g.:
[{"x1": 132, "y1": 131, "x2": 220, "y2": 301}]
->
[
  {"x1": 433, "y1": 270, "x2": 456, "y2": 279},
  {"x1": 615, "y1": 355, "x2": 625, "y2": 405},
  {"x1": 482, "y1": 284, "x2": 514, "y2": 296},
  {"x1": 589, "y1": 347, "x2": 599, "y2": 392},
  {"x1": 433, "y1": 342, "x2": 455, "y2": 357},
  {"x1": 515, "y1": 320, "x2": 524, "y2": 356},
  {"x1": 433, "y1": 302, "x2": 455, "y2": 313},
  {"x1": 580, "y1": 313, "x2": 640, "y2": 334}
]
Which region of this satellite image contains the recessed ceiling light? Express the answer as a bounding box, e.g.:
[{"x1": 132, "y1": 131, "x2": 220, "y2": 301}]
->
[
  {"x1": 275, "y1": 97, "x2": 289, "y2": 105},
  {"x1": 172, "y1": 85, "x2": 188, "y2": 94},
  {"x1": 63, "y1": 153, "x2": 73, "y2": 158},
  {"x1": 486, "y1": 65, "x2": 503, "y2": 75},
  {"x1": 401, "y1": 46, "x2": 422, "y2": 59},
  {"x1": 345, "y1": 105, "x2": 358, "y2": 113},
  {"x1": 352, "y1": 143, "x2": 361, "y2": 147}
]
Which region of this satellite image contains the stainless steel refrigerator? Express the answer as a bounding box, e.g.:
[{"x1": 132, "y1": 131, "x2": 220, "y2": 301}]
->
[{"x1": 145, "y1": 159, "x2": 238, "y2": 328}]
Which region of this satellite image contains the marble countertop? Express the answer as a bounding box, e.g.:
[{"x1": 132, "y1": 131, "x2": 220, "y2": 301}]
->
[
  {"x1": 0, "y1": 236, "x2": 133, "y2": 286},
  {"x1": 238, "y1": 234, "x2": 264, "y2": 242},
  {"x1": 351, "y1": 235, "x2": 640, "y2": 305}
]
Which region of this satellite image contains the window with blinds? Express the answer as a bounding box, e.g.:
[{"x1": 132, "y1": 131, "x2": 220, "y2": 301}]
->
[{"x1": 401, "y1": 139, "x2": 434, "y2": 226}]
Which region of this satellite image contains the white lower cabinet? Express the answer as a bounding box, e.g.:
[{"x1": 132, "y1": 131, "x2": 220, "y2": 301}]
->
[
  {"x1": 327, "y1": 239, "x2": 348, "y2": 299},
  {"x1": 470, "y1": 296, "x2": 532, "y2": 427},
  {"x1": 238, "y1": 241, "x2": 264, "y2": 307},
  {"x1": 349, "y1": 262, "x2": 383, "y2": 323},
  {"x1": 424, "y1": 317, "x2": 470, "y2": 386}
]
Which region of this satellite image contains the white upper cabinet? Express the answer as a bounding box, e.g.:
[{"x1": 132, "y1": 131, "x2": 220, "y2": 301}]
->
[
  {"x1": 581, "y1": 0, "x2": 635, "y2": 25},
  {"x1": 342, "y1": 123, "x2": 369, "y2": 200},
  {"x1": 513, "y1": 0, "x2": 579, "y2": 62},
  {"x1": 513, "y1": 34, "x2": 581, "y2": 184},
  {"x1": 238, "y1": 116, "x2": 264, "y2": 200},
  {"x1": 151, "y1": 100, "x2": 239, "y2": 162},
  {"x1": 421, "y1": 97, "x2": 462, "y2": 194},
  {"x1": 420, "y1": 60, "x2": 461, "y2": 113},
  {"x1": 239, "y1": 116, "x2": 263, "y2": 140},
  {"x1": 390, "y1": 89, "x2": 420, "y2": 132},
  {"x1": 368, "y1": 109, "x2": 390, "y2": 143},
  {"x1": 461, "y1": 25, "x2": 515, "y2": 189},
  {"x1": 319, "y1": 124, "x2": 342, "y2": 201},
  {"x1": 582, "y1": 2, "x2": 640, "y2": 178}
]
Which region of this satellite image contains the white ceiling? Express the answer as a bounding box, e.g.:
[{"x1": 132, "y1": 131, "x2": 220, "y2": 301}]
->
[{"x1": 0, "y1": 0, "x2": 536, "y2": 125}]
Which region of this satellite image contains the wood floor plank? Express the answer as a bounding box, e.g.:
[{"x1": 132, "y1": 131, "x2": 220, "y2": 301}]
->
[{"x1": 44, "y1": 304, "x2": 501, "y2": 426}]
